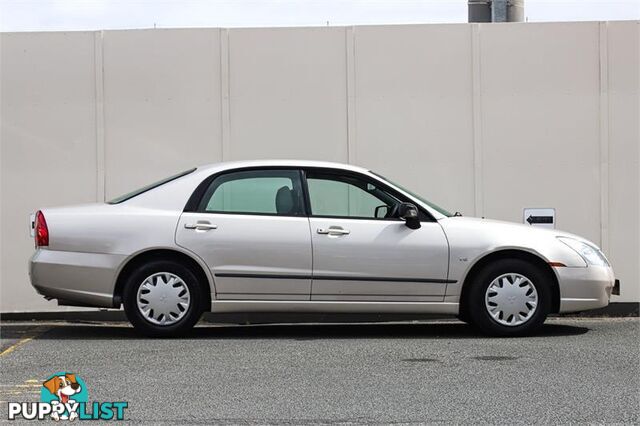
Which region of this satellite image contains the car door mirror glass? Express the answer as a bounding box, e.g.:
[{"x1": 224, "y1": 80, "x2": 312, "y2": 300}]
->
[{"x1": 374, "y1": 205, "x2": 389, "y2": 219}]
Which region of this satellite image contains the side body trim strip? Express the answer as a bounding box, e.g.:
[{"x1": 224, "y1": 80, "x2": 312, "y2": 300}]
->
[{"x1": 215, "y1": 272, "x2": 456, "y2": 284}]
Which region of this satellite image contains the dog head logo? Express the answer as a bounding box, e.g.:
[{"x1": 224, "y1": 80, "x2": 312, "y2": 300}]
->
[
  {"x1": 42, "y1": 374, "x2": 82, "y2": 404},
  {"x1": 40, "y1": 372, "x2": 88, "y2": 421}
]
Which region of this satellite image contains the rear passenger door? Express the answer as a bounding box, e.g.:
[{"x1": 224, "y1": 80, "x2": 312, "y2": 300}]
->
[{"x1": 176, "y1": 169, "x2": 312, "y2": 300}]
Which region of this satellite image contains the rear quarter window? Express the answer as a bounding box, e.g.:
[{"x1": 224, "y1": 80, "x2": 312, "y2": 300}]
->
[{"x1": 107, "y1": 168, "x2": 197, "y2": 204}]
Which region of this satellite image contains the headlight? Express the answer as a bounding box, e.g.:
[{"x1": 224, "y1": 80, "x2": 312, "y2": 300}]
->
[{"x1": 558, "y1": 237, "x2": 609, "y2": 267}]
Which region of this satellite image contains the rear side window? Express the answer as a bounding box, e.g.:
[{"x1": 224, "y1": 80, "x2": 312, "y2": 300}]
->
[
  {"x1": 198, "y1": 169, "x2": 305, "y2": 216},
  {"x1": 108, "y1": 168, "x2": 197, "y2": 204}
]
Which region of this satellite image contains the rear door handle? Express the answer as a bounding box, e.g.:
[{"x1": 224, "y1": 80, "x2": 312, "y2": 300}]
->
[
  {"x1": 185, "y1": 223, "x2": 218, "y2": 231},
  {"x1": 317, "y1": 226, "x2": 350, "y2": 236}
]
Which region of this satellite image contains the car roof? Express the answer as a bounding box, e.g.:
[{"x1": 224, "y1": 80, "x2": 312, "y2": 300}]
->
[{"x1": 195, "y1": 159, "x2": 370, "y2": 175}]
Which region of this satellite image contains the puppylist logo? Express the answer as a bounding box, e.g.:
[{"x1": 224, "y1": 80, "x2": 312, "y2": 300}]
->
[{"x1": 7, "y1": 372, "x2": 128, "y2": 421}]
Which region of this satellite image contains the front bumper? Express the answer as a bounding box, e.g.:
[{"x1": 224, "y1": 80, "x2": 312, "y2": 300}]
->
[
  {"x1": 29, "y1": 249, "x2": 126, "y2": 308},
  {"x1": 556, "y1": 265, "x2": 616, "y2": 313}
]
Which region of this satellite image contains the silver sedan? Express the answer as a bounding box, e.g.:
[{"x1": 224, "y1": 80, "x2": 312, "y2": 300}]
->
[{"x1": 29, "y1": 160, "x2": 618, "y2": 336}]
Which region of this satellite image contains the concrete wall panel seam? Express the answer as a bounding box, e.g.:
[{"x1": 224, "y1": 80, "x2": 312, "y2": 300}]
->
[
  {"x1": 220, "y1": 28, "x2": 231, "y2": 162},
  {"x1": 471, "y1": 24, "x2": 484, "y2": 218},
  {"x1": 599, "y1": 22, "x2": 610, "y2": 252},
  {"x1": 346, "y1": 26, "x2": 357, "y2": 164},
  {"x1": 94, "y1": 30, "x2": 106, "y2": 202}
]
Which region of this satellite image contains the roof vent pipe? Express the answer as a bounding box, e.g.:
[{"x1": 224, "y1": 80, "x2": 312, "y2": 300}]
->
[{"x1": 468, "y1": 0, "x2": 524, "y2": 23}]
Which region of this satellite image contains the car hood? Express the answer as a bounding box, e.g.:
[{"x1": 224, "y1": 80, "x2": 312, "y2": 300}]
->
[{"x1": 440, "y1": 216, "x2": 596, "y2": 245}]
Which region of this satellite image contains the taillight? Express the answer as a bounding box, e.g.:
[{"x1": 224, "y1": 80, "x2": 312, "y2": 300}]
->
[{"x1": 35, "y1": 210, "x2": 49, "y2": 247}]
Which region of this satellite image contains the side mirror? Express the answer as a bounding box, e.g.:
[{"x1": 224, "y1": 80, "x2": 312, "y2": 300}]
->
[
  {"x1": 374, "y1": 205, "x2": 389, "y2": 219},
  {"x1": 397, "y1": 202, "x2": 421, "y2": 229}
]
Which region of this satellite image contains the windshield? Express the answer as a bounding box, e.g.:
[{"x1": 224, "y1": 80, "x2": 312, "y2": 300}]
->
[
  {"x1": 371, "y1": 172, "x2": 453, "y2": 217},
  {"x1": 107, "y1": 168, "x2": 197, "y2": 204}
]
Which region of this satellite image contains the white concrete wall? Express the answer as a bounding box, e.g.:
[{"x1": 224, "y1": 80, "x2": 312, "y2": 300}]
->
[
  {"x1": 227, "y1": 27, "x2": 348, "y2": 162},
  {"x1": 1, "y1": 22, "x2": 638, "y2": 312},
  {"x1": 102, "y1": 29, "x2": 223, "y2": 199}
]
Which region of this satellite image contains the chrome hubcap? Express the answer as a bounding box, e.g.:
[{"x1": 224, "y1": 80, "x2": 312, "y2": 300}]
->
[
  {"x1": 136, "y1": 272, "x2": 190, "y2": 326},
  {"x1": 485, "y1": 273, "x2": 538, "y2": 327}
]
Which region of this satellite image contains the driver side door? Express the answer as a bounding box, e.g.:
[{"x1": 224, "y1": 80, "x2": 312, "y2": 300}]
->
[{"x1": 305, "y1": 169, "x2": 450, "y2": 301}]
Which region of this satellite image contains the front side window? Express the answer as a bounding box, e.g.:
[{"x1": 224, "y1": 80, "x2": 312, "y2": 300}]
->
[
  {"x1": 371, "y1": 171, "x2": 453, "y2": 217},
  {"x1": 198, "y1": 169, "x2": 304, "y2": 216},
  {"x1": 306, "y1": 172, "x2": 399, "y2": 219}
]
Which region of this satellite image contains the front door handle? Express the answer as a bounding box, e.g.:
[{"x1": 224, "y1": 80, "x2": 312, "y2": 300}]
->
[
  {"x1": 317, "y1": 226, "x2": 350, "y2": 236},
  {"x1": 185, "y1": 222, "x2": 218, "y2": 231}
]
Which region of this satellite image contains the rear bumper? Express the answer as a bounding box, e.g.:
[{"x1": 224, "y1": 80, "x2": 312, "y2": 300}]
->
[
  {"x1": 29, "y1": 249, "x2": 126, "y2": 308},
  {"x1": 557, "y1": 265, "x2": 616, "y2": 313}
]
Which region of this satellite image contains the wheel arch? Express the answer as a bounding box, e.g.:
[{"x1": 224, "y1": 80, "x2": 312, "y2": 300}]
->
[
  {"x1": 458, "y1": 249, "x2": 560, "y2": 320},
  {"x1": 113, "y1": 248, "x2": 213, "y2": 311}
]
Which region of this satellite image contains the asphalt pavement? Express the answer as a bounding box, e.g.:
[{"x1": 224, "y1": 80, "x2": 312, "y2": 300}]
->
[{"x1": 0, "y1": 318, "x2": 638, "y2": 424}]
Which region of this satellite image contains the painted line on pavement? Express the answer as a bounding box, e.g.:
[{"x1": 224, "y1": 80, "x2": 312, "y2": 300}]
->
[{"x1": 0, "y1": 327, "x2": 49, "y2": 357}]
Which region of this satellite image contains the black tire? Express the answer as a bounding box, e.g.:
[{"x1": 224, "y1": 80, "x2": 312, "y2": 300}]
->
[
  {"x1": 123, "y1": 260, "x2": 205, "y2": 337},
  {"x1": 466, "y1": 258, "x2": 551, "y2": 337}
]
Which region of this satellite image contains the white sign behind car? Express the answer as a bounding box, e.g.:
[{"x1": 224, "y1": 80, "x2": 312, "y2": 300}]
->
[{"x1": 523, "y1": 208, "x2": 555, "y2": 229}]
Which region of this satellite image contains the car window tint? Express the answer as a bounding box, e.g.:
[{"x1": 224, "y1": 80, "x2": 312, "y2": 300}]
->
[
  {"x1": 200, "y1": 170, "x2": 303, "y2": 216},
  {"x1": 306, "y1": 174, "x2": 396, "y2": 219}
]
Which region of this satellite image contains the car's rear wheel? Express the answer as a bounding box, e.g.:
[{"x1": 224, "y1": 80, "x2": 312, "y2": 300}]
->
[
  {"x1": 467, "y1": 258, "x2": 551, "y2": 336},
  {"x1": 123, "y1": 260, "x2": 205, "y2": 337}
]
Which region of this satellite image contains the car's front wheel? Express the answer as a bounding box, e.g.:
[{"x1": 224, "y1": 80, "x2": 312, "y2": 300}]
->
[
  {"x1": 123, "y1": 260, "x2": 204, "y2": 337},
  {"x1": 467, "y1": 258, "x2": 551, "y2": 336}
]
